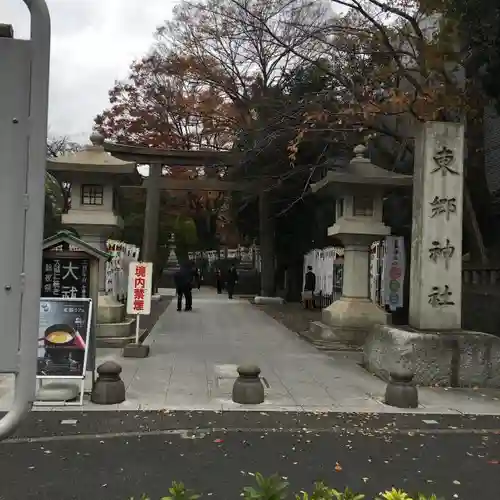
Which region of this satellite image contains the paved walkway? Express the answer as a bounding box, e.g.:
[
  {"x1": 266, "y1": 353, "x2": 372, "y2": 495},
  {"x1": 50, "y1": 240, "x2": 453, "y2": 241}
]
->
[
  {"x1": 3, "y1": 413, "x2": 500, "y2": 499},
  {"x1": 1, "y1": 287, "x2": 500, "y2": 413}
]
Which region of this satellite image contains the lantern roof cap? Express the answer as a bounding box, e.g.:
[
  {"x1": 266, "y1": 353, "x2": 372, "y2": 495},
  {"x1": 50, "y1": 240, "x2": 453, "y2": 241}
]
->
[
  {"x1": 47, "y1": 132, "x2": 136, "y2": 174},
  {"x1": 310, "y1": 144, "x2": 412, "y2": 194}
]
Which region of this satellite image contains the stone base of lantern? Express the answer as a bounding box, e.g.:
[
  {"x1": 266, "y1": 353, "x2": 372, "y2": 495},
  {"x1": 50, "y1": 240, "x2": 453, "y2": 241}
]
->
[
  {"x1": 98, "y1": 293, "x2": 125, "y2": 324},
  {"x1": 96, "y1": 294, "x2": 137, "y2": 348},
  {"x1": 364, "y1": 324, "x2": 500, "y2": 388},
  {"x1": 321, "y1": 297, "x2": 390, "y2": 345}
]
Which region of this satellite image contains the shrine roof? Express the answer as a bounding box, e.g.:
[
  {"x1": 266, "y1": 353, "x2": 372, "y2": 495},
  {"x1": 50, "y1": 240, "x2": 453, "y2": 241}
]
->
[
  {"x1": 43, "y1": 231, "x2": 111, "y2": 261},
  {"x1": 47, "y1": 133, "x2": 136, "y2": 174},
  {"x1": 103, "y1": 142, "x2": 238, "y2": 167},
  {"x1": 310, "y1": 145, "x2": 412, "y2": 194}
]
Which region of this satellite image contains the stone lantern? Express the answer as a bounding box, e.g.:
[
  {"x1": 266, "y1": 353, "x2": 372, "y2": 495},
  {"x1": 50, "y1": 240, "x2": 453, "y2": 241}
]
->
[
  {"x1": 47, "y1": 133, "x2": 140, "y2": 344},
  {"x1": 47, "y1": 132, "x2": 138, "y2": 292},
  {"x1": 310, "y1": 145, "x2": 412, "y2": 345}
]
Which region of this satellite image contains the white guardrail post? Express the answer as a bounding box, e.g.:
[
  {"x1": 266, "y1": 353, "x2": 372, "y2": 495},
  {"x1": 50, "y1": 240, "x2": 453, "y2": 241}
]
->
[{"x1": 0, "y1": 0, "x2": 51, "y2": 440}]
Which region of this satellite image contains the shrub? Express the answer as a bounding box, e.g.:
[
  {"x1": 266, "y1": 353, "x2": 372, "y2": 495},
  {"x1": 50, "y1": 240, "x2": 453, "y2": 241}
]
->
[{"x1": 132, "y1": 475, "x2": 443, "y2": 500}]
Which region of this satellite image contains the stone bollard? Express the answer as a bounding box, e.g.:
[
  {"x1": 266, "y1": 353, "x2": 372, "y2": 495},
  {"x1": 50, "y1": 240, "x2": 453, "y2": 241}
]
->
[
  {"x1": 232, "y1": 365, "x2": 265, "y2": 404},
  {"x1": 384, "y1": 367, "x2": 418, "y2": 409},
  {"x1": 91, "y1": 361, "x2": 126, "y2": 405}
]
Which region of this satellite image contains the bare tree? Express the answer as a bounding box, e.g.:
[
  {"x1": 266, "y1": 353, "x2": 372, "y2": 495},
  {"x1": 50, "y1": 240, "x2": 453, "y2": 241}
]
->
[
  {"x1": 236, "y1": 0, "x2": 489, "y2": 258},
  {"x1": 155, "y1": 0, "x2": 332, "y2": 126},
  {"x1": 46, "y1": 135, "x2": 82, "y2": 158},
  {"x1": 46, "y1": 136, "x2": 81, "y2": 214}
]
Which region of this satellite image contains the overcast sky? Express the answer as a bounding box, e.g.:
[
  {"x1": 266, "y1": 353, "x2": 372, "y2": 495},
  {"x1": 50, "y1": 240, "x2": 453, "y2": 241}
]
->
[{"x1": 2, "y1": 0, "x2": 176, "y2": 144}]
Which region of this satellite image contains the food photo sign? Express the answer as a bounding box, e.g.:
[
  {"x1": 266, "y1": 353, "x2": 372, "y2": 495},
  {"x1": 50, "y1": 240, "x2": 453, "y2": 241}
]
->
[{"x1": 36, "y1": 297, "x2": 92, "y2": 405}]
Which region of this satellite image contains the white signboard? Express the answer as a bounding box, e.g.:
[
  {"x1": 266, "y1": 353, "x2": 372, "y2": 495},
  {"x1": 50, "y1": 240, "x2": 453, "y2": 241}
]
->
[
  {"x1": 126, "y1": 262, "x2": 153, "y2": 316},
  {"x1": 383, "y1": 236, "x2": 405, "y2": 311}
]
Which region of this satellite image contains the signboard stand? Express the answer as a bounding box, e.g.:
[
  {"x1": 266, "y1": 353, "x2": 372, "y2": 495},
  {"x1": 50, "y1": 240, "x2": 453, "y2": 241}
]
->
[
  {"x1": 34, "y1": 297, "x2": 92, "y2": 406},
  {"x1": 122, "y1": 262, "x2": 153, "y2": 359},
  {"x1": 41, "y1": 230, "x2": 111, "y2": 392}
]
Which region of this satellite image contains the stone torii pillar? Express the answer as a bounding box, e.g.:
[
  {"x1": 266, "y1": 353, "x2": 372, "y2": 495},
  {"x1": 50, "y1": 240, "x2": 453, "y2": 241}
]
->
[
  {"x1": 259, "y1": 189, "x2": 275, "y2": 297},
  {"x1": 142, "y1": 163, "x2": 162, "y2": 263}
]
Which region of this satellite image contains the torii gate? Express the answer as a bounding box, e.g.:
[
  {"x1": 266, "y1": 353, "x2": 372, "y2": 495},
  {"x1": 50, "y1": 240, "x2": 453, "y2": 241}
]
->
[{"x1": 104, "y1": 142, "x2": 275, "y2": 296}]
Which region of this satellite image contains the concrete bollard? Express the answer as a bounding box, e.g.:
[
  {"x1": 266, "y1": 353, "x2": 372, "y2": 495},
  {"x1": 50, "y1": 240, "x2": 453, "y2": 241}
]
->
[
  {"x1": 232, "y1": 365, "x2": 265, "y2": 404},
  {"x1": 91, "y1": 361, "x2": 126, "y2": 405},
  {"x1": 384, "y1": 367, "x2": 418, "y2": 409},
  {"x1": 122, "y1": 342, "x2": 150, "y2": 358}
]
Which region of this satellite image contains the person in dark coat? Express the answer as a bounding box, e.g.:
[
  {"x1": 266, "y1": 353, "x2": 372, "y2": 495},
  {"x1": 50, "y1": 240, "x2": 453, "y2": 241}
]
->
[
  {"x1": 215, "y1": 267, "x2": 223, "y2": 294},
  {"x1": 174, "y1": 263, "x2": 193, "y2": 311},
  {"x1": 193, "y1": 266, "x2": 201, "y2": 290},
  {"x1": 302, "y1": 265, "x2": 316, "y2": 309},
  {"x1": 226, "y1": 264, "x2": 238, "y2": 299}
]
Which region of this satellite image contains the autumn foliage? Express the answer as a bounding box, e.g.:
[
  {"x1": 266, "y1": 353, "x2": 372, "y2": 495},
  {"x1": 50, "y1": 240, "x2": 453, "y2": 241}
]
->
[
  {"x1": 96, "y1": 0, "x2": 499, "y2": 258},
  {"x1": 95, "y1": 54, "x2": 235, "y2": 151}
]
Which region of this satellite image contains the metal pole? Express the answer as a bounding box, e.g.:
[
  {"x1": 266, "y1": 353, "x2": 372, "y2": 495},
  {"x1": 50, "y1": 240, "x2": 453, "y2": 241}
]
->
[
  {"x1": 0, "y1": 0, "x2": 51, "y2": 440},
  {"x1": 135, "y1": 315, "x2": 140, "y2": 344}
]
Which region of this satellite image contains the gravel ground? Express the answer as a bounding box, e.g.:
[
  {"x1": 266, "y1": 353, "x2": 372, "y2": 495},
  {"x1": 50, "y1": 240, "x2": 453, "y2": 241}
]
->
[{"x1": 253, "y1": 301, "x2": 322, "y2": 336}]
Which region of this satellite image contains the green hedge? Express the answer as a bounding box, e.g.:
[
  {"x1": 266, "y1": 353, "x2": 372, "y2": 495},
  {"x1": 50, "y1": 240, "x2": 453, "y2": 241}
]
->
[{"x1": 131, "y1": 473, "x2": 443, "y2": 500}]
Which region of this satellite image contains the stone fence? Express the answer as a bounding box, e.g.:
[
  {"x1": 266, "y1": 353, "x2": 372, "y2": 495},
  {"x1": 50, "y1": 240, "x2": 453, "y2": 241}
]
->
[
  {"x1": 462, "y1": 265, "x2": 500, "y2": 288},
  {"x1": 461, "y1": 265, "x2": 500, "y2": 336}
]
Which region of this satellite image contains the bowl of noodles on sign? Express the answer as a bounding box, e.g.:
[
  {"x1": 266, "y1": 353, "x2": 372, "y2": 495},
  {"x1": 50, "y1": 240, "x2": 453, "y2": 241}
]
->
[{"x1": 44, "y1": 324, "x2": 76, "y2": 346}]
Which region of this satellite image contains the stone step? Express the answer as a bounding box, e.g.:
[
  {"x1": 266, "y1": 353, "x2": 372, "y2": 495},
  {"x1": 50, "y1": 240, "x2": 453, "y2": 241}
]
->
[
  {"x1": 95, "y1": 328, "x2": 147, "y2": 348},
  {"x1": 299, "y1": 321, "x2": 362, "y2": 351},
  {"x1": 96, "y1": 318, "x2": 135, "y2": 339}
]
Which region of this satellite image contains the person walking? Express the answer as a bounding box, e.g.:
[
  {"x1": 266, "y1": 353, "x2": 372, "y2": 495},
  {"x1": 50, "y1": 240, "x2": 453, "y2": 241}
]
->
[
  {"x1": 215, "y1": 267, "x2": 223, "y2": 294},
  {"x1": 193, "y1": 266, "x2": 201, "y2": 290},
  {"x1": 198, "y1": 267, "x2": 204, "y2": 289},
  {"x1": 226, "y1": 264, "x2": 238, "y2": 299},
  {"x1": 302, "y1": 265, "x2": 316, "y2": 309},
  {"x1": 174, "y1": 262, "x2": 193, "y2": 311}
]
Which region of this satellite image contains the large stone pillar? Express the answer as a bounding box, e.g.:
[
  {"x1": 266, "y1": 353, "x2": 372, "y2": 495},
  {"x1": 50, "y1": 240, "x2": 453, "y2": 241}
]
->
[
  {"x1": 363, "y1": 123, "x2": 500, "y2": 388},
  {"x1": 142, "y1": 163, "x2": 162, "y2": 263},
  {"x1": 322, "y1": 234, "x2": 390, "y2": 345},
  {"x1": 409, "y1": 122, "x2": 464, "y2": 330},
  {"x1": 259, "y1": 190, "x2": 275, "y2": 297}
]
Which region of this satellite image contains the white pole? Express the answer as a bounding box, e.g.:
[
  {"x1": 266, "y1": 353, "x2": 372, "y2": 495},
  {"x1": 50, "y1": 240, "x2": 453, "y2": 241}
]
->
[{"x1": 135, "y1": 314, "x2": 140, "y2": 344}]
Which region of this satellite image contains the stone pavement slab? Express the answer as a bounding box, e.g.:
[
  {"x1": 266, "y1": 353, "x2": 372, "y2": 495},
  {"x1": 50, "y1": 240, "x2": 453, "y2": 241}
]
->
[{"x1": 1, "y1": 288, "x2": 500, "y2": 414}]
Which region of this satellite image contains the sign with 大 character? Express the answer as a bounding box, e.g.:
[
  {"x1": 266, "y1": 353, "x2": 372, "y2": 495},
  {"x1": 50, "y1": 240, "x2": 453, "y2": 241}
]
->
[{"x1": 42, "y1": 257, "x2": 90, "y2": 298}]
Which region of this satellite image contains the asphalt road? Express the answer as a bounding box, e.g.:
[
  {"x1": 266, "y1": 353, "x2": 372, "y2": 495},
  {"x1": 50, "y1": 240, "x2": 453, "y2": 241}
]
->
[{"x1": 1, "y1": 411, "x2": 499, "y2": 499}]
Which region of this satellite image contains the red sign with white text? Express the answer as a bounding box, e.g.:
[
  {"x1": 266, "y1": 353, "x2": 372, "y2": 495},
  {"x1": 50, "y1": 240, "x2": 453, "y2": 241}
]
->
[{"x1": 126, "y1": 262, "x2": 153, "y2": 315}]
